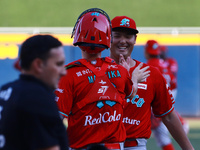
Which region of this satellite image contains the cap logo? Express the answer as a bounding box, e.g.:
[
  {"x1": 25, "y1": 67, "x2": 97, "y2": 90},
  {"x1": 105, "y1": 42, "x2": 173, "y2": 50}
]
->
[
  {"x1": 120, "y1": 18, "x2": 130, "y2": 27},
  {"x1": 152, "y1": 43, "x2": 158, "y2": 49}
]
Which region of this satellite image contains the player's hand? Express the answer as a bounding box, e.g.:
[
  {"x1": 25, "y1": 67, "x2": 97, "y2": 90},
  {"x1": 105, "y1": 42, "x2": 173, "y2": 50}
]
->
[
  {"x1": 132, "y1": 62, "x2": 150, "y2": 83},
  {"x1": 119, "y1": 54, "x2": 131, "y2": 72}
]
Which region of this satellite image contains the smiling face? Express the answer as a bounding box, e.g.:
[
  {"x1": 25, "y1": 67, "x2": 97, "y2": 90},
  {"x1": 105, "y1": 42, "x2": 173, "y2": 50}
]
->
[{"x1": 110, "y1": 28, "x2": 137, "y2": 63}]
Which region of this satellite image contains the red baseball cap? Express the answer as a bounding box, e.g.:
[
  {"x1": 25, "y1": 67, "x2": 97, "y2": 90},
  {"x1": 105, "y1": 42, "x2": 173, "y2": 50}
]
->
[
  {"x1": 145, "y1": 40, "x2": 161, "y2": 55},
  {"x1": 111, "y1": 16, "x2": 139, "y2": 34}
]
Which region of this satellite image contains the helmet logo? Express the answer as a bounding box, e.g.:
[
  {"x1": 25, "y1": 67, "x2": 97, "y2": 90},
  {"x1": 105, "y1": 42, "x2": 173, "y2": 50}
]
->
[
  {"x1": 120, "y1": 18, "x2": 130, "y2": 27},
  {"x1": 91, "y1": 12, "x2": 100, "y2": 16}
]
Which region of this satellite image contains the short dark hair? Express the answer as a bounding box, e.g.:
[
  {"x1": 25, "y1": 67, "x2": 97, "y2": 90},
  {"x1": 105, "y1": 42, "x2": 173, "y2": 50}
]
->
[
  {"x1": 112, "y1": 27, "x2": 137, "y2": 35},
  {"x1": 20, "y1": 34, "x2": 62, "y2": 70}
]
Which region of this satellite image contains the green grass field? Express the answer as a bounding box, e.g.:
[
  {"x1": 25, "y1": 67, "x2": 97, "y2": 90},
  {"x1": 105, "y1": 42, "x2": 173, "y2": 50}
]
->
[
  {"x1": 147, "y1": 118, "x2": 200, "y2": 150},
  {"x1": 0, "y1": 0, "x2": 200, "y2": 27}
]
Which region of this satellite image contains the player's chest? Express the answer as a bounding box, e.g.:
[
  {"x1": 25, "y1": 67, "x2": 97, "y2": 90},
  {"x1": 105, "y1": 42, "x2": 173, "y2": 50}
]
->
[{"x1": 136, "y1": 79, "x2": 155, "y2": 101}]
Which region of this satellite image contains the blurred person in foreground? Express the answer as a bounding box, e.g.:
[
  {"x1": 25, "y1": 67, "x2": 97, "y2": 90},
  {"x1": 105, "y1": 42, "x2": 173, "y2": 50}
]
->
[
  {"x1": 109, "y1": 16, "x2": 194, "y2": 150},
  {"x1": 55, "y1": 8, "x2": 149, "y2": 150},
  {"x1": 0, "y1": 34, "x2": 68, "y2": 150}
]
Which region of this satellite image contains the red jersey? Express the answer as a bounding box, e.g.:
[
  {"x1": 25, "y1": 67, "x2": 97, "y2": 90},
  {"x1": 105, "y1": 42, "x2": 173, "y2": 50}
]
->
[
  {"x1": 123, "y1": 60, "x2": 174, "y2": 139},
  {"x1": 56, "y1": 57, "x2": 134, "y2": 149},
  {"x1": 165, "y1": 58, "x2": 178, "y2": 77},
  {"x1": 147, "y1": 58, "x2": 177, "y2": 90}
]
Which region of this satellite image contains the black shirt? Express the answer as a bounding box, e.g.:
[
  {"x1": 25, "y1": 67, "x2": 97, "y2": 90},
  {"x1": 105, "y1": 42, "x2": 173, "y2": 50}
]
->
[{"x1": 0, "y1": 74, "x2": 68, "y2": 150}]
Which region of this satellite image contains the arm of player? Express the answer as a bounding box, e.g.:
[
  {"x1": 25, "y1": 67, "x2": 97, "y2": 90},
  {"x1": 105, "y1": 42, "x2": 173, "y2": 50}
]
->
[
  {"x1": 119, "y1": 54, "x2": 150, "y2": 98},
  {"x1": 131, "y1": 62, "x2": 150, "y2": 83},
  {"x1": 119, "y1": 54, "x2": 150, "y2": 83},
  {"x1": 162, "y1": 110, "x2": 194, "y2": 150},
  {"x1": 131, "y1": 62, "x2": 150, "y2": 97}
]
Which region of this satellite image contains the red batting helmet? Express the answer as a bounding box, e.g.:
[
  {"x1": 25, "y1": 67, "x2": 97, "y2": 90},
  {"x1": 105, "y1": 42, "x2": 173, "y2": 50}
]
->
[
  {"x1": 145, "y1": 40, "x2": 160, "y2": 56},
  {"x1": 71, "y1": 8, "x2": 112, "y2": 54}
]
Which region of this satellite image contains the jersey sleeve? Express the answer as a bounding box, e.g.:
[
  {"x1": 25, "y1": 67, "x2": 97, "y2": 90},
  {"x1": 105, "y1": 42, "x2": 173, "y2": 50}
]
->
[
  {"x1": 151, "y1": 68, "x2": 174, "y2": 118},
  {"x1": 55, "y1": 72, "x2": 74, "y2": 118}
]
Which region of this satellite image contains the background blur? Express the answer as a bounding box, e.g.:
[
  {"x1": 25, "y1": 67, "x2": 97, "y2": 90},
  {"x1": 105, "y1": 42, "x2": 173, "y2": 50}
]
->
[{"x1": 0, "y1": 0, "x2": 200, "y2": 117}]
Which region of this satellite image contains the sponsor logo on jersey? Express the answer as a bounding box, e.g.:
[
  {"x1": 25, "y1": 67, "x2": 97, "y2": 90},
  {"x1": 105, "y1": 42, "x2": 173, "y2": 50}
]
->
[
  {"x1": 99, "y1": 80, "x2": 106, "y2": 85},
  {"x1": 76, "y1": 69, "x2": 93, "y2": 77},
  {"x1": 88, "y1": 70, "x2": 121, "y2": 83},
  {"x1": 84, "y1": 110, "x2": 121, "y2": 126},
  {"x1": 98, "y1": 86, "x2": 108, "y2": 95},
  {"x1": 122, "y1": 117, "x2": 141, "y2": 125},
  {"x1": 138, "y1": 83, "x2": 147, "y2": 90},
  {"x1": 107, "y1": 65, "x2": 118, "y2": 69}
]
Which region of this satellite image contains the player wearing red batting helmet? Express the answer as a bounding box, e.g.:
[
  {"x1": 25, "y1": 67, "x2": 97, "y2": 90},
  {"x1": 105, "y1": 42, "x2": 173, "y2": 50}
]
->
[
  {"x1": 110, "y1": 15, "x2": 194, "y2": 150},
  {"x1": 55, "y1": 8, "x2": 148, "y2": 150},
  {"x1": 71, "y1": 8, "x2": 112, "y2": 54}
]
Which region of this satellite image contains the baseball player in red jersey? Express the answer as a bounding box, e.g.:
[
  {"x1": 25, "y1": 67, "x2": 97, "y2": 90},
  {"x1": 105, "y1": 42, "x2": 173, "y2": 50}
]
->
[
  {"x1": 55, "y1": 8, "x2": 149, "y2": 150},
  {"x1": 145, "y1": 40, "x2": 176, "y2": 150},
  {"x1": 145, "y1": 40, "x2": 177, "y2": 94},
  {"x1": 160, "y1": 45, "x2": 190, "y2": 135},
  {"x1": 109, "y1": 16, "x2": 194, "y2": 150},
  {"x1": 145, "y1": 40, "x2": 190, "y2": 150},
  {"x1": 160, "y1": 45, "x2": 178, "y2": 94},
  {"x1": 160, "y1": 45, "x2": 178, "y2": 99},
  {"x1": 160, "y1": 46, "x2": 178, "y2": 78}
]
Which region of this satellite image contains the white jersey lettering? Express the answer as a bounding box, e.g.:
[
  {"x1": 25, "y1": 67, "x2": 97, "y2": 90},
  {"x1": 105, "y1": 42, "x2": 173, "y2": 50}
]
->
[
  {"x1": 84, "y1": 110, "x2": 121, "y2": 126},
  {"x1": 122, "y1": 117, "x2": 140, "y2": 125}
]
